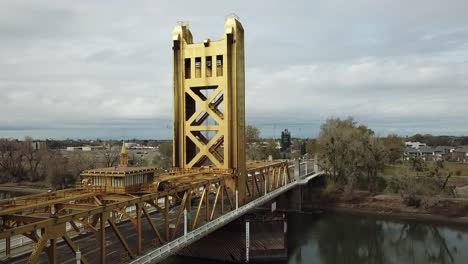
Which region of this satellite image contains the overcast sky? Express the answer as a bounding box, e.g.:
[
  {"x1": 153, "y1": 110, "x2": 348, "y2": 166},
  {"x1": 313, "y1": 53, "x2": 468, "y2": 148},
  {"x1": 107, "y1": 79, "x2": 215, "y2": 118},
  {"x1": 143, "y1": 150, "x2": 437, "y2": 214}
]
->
[{"x1": 1, "y1": 0, "x2": 467, "y2": 139}]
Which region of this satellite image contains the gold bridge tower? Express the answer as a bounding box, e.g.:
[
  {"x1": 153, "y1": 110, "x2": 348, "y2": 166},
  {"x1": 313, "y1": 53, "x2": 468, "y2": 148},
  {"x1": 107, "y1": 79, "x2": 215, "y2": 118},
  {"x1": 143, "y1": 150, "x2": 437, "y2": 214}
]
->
[{"x1": 172, "y1": 16, "x2": 246, "y2": 204}]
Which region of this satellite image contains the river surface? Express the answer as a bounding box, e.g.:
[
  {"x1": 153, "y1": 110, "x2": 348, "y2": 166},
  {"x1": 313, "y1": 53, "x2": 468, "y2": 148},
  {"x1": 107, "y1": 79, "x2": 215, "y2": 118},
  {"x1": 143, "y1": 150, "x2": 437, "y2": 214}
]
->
[{"x1": 163, "y1": 211, "x2": 468, "y2": 264}]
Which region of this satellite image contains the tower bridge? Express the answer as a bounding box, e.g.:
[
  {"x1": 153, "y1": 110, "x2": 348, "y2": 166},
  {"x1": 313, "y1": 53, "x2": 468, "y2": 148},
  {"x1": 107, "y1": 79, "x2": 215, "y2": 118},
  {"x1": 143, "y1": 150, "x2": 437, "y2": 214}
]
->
[{"x1": 0, "y1": 16, "x2": 322, "y2": 264}]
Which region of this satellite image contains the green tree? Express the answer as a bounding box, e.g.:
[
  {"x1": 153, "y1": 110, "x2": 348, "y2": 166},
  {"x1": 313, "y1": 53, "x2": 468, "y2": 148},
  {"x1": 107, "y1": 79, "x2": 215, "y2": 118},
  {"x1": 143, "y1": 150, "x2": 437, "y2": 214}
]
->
[
  {"x1": 381, "y1": 134, "x2": 404, "y2": 164},
  {"x1": 362, "y1": 136, "x2": 388, "y2": 191},
  {"x1": 317, "y1": 117, "x2": 387, "y2": 190}
]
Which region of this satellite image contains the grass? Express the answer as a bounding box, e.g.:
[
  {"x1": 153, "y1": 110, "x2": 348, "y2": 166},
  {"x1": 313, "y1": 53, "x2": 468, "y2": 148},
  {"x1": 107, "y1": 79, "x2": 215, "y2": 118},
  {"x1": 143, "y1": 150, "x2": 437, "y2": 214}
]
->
[{"x1": 446, "y1": 162, "x2": 468, "y2": 176}]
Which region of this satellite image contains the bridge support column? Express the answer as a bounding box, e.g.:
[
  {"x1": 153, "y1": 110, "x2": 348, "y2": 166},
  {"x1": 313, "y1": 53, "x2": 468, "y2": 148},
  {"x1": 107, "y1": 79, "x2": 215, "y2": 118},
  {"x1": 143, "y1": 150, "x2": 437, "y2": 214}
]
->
[
  {"x1": 49, "y1": 238, "x2": 57, "y2": 264},
  {"x1": 5, "y1": 237, "x2": 10, "y2": 257},
  {"x1": 165, "y1": 196, "x2": 170, "y2": 241},
  {"x1": 177, "y1": 212, "x2": 287, "y2": 263},
  {"x1": 276, "y1": 186, "x2": 302, "y2": 212}
]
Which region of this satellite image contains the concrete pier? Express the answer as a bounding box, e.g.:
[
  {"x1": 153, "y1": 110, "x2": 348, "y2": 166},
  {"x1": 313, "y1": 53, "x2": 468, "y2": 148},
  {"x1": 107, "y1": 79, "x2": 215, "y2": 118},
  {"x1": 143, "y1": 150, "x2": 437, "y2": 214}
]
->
[{"x1": 176, "y1": 211, "x2": 287, "y2": 263}]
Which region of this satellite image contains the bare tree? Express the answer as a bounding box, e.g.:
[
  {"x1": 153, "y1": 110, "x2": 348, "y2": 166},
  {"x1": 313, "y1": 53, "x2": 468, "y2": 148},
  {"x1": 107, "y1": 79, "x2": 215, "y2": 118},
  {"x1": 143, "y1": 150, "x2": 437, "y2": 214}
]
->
[
  {"x1": 21, "y1": 137, "x2": 48, "y2": 181},
  {"x1": 102, "y1": 142, "x2": 120, "y2": 167},
  {"x1": 246, "y1": 125, "x2": 262, "y2": 160},
  {"x1": 68, "y1": 151, "x2": 96, "y2": 178},
  {"x1": 0, "y1": 139, "x2": 26, "y2": 182}
]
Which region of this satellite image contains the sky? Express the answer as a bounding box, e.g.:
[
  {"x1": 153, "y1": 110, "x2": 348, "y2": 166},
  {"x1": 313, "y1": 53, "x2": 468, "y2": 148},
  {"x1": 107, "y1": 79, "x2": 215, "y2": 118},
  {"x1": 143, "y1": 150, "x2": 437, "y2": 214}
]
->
[{"x1": 0, "y1": 0, "x2": 467, "y2": 140}]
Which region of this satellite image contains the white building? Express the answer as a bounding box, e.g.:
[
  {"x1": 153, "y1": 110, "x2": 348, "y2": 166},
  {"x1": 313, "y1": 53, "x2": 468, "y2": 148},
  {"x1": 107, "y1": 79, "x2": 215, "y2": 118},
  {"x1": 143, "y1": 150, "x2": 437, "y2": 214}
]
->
[{"x1": 405, "y1": 141, "x2": 427, "y2": 149}]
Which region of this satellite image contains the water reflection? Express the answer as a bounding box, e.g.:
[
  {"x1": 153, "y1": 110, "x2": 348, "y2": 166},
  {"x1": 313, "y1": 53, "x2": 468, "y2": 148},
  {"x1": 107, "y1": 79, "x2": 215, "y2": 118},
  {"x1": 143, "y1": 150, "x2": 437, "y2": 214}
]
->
[{"x1": 288, "y1": 212, "x2": 468, "y2": 264}]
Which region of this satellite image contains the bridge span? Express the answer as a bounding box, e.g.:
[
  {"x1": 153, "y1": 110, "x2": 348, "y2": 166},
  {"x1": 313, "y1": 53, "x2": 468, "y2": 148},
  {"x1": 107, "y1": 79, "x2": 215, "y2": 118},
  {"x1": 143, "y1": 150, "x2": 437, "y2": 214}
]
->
[
  {"x1": 0, "y1": 16, "x2": 324, "y2": 264},
  {"x1": 0, "y1": 161, "x2": 321, "y2": 263}
]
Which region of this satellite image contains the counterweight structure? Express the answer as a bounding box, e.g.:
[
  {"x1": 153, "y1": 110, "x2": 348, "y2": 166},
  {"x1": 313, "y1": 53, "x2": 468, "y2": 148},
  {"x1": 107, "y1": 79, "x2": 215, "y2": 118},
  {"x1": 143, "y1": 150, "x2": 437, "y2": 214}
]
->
[{"x1": 172, "y1": 17, "x2": 246, "y2": 204}]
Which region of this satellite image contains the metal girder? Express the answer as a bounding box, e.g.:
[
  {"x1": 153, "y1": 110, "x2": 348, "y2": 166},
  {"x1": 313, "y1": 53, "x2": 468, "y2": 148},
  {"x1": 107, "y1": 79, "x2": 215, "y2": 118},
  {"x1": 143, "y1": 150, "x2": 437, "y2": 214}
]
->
[
  {"x1": 100, "y1": 212, "x2": 107, "y2": 264},
  {"x1": 210, "y1": 185, "x2": 222, "y2": 220},
  {"x1": 142, "y1": 206, "x2": 165, "y2": 244},
  {"x1": 108, "y1": 219, "x2": 135, "y2": 259},
  {"x1": 63, "y1": 234, "x2": 89, "y2": 264},
  {"x1": 0, "y1": 161, "x2": 288, "y2": 263},
  {"x1": 171, "y1": 192, "x2": 188, "y2": 239},
  {"x1": 3, "y1": 214, "x2": 47, "y2": 223}
]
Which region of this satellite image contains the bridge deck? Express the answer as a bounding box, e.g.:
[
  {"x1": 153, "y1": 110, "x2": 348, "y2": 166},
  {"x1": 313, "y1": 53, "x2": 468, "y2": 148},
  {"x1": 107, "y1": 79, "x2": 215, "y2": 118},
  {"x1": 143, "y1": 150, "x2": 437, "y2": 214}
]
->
[{"x1": 0, "y1": 161, "x2": 295, "y2": 264}]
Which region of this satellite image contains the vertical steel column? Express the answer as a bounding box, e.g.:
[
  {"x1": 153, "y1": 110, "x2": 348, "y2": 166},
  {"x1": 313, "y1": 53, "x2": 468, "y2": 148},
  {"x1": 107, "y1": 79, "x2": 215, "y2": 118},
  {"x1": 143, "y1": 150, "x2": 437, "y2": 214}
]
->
[
  {"x1": 283, "y1": 214, "x2": 288, "y2": 250},
  {"x1": 136, "y1": 203, "x2": 142, "y2": 255},
  {"x1": 165, "y1": 196, "x2": 169, "y2": 241},
  {"x1": 49, "y1": 238, "x2": 57, "y2": 264},
  {"x1": 183, "y1": 209, "x2": 187, "y2": 236},
  {"x1": 187, "y1": 192, "x2": 192, "y2": 230},
  {"x1": 205, "y1": 185, "x2": 209, "y2": 221},
  {"x1": 100, "y1": 212, "x2": 106, "y2": 264},
  {"x1": 221, "y1": 187, "x2": 224, "y2": 214},
  {"x1": 5, "y1": 237, "x2": 10, "y2": 256}
]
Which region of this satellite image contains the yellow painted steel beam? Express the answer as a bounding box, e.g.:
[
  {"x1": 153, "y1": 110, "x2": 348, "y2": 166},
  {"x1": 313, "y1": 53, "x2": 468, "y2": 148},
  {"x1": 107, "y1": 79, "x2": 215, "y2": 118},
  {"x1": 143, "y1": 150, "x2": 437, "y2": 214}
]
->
[
  {"x1": 172, "y1": 17, "x2": 246, "y2": 205},
  {"x1": 108, "y1": 219, "x2": 135, "y2": 258},
  {"x1": 63, "y1": 234, "x2": 89, "y2": 264},
  {"x1": 142, "y1": 206, "x2": 165, "y2": 245}
]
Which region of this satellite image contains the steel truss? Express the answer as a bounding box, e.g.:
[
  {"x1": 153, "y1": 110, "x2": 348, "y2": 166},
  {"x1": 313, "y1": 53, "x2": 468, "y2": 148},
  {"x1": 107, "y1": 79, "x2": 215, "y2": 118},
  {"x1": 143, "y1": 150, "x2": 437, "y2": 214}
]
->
[{"x1": 0, "y1": 161, "x2": 290, "y2": 263}]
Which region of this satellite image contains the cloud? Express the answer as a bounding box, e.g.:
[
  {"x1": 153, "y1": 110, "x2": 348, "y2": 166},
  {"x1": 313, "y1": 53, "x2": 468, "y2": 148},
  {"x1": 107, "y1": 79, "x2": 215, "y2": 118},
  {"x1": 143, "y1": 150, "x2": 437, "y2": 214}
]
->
[
  {"x1": 246, "y1": 57, "x2": 468, "y2": 136},
  {"x1": 0, "y1": 0, "x2": 468, "y2": 139}
]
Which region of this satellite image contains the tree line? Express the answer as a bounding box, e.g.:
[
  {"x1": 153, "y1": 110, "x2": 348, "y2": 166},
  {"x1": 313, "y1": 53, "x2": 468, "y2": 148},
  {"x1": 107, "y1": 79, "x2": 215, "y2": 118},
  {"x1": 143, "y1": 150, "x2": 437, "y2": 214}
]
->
[
  {"x1": 316, "y1": 118, "x2": 404, "y2": 191},
  {"x1": 0, "y1": 137, "x2": 99, "y2": 188},
  {"x1": 316, "y1": 118, "x2": 457, "y2": 206}
]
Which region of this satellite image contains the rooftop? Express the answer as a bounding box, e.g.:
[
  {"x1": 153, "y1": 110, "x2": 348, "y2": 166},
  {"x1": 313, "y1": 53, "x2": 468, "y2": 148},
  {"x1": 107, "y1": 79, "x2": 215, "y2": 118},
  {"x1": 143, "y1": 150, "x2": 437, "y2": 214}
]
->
[{"x1": 81, "y1": 166, "x2": 157, "y2": 177}]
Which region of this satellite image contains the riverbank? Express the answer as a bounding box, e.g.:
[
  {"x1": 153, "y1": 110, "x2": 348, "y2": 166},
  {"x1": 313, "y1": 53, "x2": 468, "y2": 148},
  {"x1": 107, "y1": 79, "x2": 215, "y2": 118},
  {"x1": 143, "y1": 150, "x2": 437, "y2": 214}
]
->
[{"x1": 303, "y1": 191, "x2": 468, "y2": 225}]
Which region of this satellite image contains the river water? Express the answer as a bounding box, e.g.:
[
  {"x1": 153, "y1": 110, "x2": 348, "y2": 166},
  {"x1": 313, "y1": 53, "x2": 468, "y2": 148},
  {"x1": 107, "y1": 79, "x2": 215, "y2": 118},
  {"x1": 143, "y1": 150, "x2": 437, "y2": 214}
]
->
[{"x1": 164, "y1": 211, "x2": 468, "y2": 264}]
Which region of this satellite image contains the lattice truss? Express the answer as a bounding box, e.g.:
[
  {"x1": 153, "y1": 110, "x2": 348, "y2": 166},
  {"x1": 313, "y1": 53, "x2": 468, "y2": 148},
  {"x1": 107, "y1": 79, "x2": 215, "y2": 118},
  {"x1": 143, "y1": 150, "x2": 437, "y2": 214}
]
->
[{"x1": 185, "y1": 84, "x2": 225, "y2": 168}]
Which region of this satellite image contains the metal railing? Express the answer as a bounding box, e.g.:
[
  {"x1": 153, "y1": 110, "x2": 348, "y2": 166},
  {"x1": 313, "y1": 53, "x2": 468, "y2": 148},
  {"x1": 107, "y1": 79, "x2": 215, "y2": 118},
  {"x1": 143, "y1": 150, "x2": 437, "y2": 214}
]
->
[{"x1": 129, "y1": 169, "x2": 323, "y2": 264}]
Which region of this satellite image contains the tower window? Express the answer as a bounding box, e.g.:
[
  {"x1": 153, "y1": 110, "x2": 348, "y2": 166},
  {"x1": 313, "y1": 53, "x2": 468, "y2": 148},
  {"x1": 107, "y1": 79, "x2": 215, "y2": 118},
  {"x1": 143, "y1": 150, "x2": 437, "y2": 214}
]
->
[
  {"x1": 185, "y1": 58, "x2": 191, "y2": 79},
  {"x1": 206, "y1": 56, "x2": 212, "y2": 77},
  {"x1": 216, "y1": 55, "x2": 223, "y2": 77},
  {"x1": 195, "y1": 57, "x2": 201, "y2": 78}
]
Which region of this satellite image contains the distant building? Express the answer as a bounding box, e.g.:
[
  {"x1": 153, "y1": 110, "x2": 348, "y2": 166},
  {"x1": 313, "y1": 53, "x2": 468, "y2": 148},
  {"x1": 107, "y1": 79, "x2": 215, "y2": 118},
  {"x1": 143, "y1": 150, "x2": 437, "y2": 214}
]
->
[
  {"x1": 66, "y1": 145, "x2": 103, "y2": 151},
  {"x1": 405, "y1": 141, "x2": 427, "y2": 149},
  {"x1": 31, "y1": 141, "x2": 47, "y2": 150},
  {"x1": 280, "y1": 129, "x2": 291, "y2": 152},
  {"x1": 433, "y1": 146, "x2": 454, "y2": 159},
  {"x1": 404, "y1": 146, "x2": 434, "y2": 161},
  {"x1": 404, "y1": 145, "x2": 457, "y2": 161},
  {"x1": 452, "y1": 147, "x2": 468, "y2": 163},
  {"x1": 125, "y1": 142, "x2": 155, "y2": 150}
]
